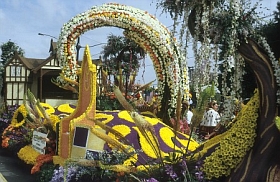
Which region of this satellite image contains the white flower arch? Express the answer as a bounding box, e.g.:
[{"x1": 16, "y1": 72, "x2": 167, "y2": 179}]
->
[{"x1": 56, "y1": 3, "x2": 189, "y2": 117}]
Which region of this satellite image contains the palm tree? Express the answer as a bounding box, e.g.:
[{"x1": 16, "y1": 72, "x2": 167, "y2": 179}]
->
[{"x1": 101, "y1": 34, "x2": 146, "y2": 95}]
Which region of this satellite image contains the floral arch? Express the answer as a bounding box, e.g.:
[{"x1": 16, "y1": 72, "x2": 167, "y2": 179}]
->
[{"x1": 56, "y1": 3, "x2": 189, "y2": 119}]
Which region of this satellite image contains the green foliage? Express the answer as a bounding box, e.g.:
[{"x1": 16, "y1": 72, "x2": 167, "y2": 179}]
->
[
  {"x1": 197, "y1": 83, "x2": 216, "y2": 111},
  {"x1": 259, "y1": 2, "x2": 280, "y2": 59},
  {"x1": 0, "y1": 40, "x2": 24, "y2": 64},
  {"x1": 35, "y1": 163, "x2": 59, "y2": 182},
  {"x1": 102, "y1": 34, "x2": 145, "y2": 75},
  {"x1": 191, "y1": 83, "x2": 218, "y2": 129},
  {"x1": 96, "y1": 95, "x2": 124, "y2": 110}
]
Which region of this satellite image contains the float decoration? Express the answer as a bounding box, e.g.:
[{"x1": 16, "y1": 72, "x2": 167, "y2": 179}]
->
[
  {"x1": 56, "y1": 45, "x2": 199, "y2": 167},
  {"x1": 3, "y1": 2, "x2": 277, "y2": 181},
  {"x1": 55, "y1": 3, "x2": 189, "y2": 122},
  {"x1": 59, "y1": 45, "x2": 97, "y2": 159}
]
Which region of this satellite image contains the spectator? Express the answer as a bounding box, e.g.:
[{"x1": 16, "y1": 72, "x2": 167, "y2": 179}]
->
[
  {"x1": 182, "y1": 101, "x2": 193, "y2": 125},
  {"x1": 200, "y1": 100, "x2": 221, "y2": 137}
]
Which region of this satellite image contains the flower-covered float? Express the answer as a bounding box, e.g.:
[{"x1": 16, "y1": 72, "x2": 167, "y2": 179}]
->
[
  {"x1": 0, "y1": 45, "x2": 198, "y2": 181},
  {"x1": 1, "y1": 1, "x2": 280, "y2": 182},
  {"x1": 52, "y1": 1, "x2": 280, "y2": 181}
]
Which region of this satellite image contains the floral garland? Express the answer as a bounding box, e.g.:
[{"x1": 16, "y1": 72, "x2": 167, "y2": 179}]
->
[
  {"x1": 56, "y1": 3, "x2": 189, "y2": 119},
  {"x1": 158, "y1": 0, "x2": 280, "y2": 106}
]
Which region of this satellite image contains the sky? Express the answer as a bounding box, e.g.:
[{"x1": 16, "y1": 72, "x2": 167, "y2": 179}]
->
[{"x1": 0, "y1": 0, "x2": 278, "y2": 84}]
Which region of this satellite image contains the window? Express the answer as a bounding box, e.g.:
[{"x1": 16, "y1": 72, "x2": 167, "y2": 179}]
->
[
  {"x1": 73, "y1": 127, "x2": 89, "y2": 147},
  {"x1": 11, "y1": 66, "x2": 21, "y2": 76},
  {"x1": 16, "y1": 67, "x2": 21, "y2": 76},
  {"x1": 11, "y1": 66, "x2": 16, "y2": 76}
]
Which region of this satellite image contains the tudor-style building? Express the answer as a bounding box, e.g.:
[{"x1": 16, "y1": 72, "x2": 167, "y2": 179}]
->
[{"x1": 3, "y1": 39, "x2": 77, "y2": 106}]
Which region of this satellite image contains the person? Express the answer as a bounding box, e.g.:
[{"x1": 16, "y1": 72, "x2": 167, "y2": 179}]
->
[
  {"x1": 200, "y1": 100, "x2": 221, "y2": 138},
  {"x1": 182, "y1": 101, "x2": 193, "y2": 125}
]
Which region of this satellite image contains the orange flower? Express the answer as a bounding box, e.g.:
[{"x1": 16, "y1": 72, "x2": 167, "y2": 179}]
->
[
  {"x1": 31, "y1": 164, "x2": 42, "y2": 174},
  {"x1": 31, "y1": 154, "x2": 53, "y2": 174},
  {"x1": 1, "y1": 138, "x2": 9, "y2": 148}
]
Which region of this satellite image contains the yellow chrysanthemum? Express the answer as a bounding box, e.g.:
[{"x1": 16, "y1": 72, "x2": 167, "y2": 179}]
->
[
  {"x1": 118, "y1": 111, "x2": 134, "y2": 123},
  {"x1": 107, "y1": 125, "x2": 131, "y2": 149},
  {"x1": 17, "y1": 145, "x2": 40, "y2": 165},
  {"x1": 132, "y1": 127, "x2": 167, "y2": 159},
  {"x1": 159, "y1": 127, "x2": 199, "y2": 151},
  {"x1": 95, "y1": 113, "x2": 114, "y2": 125},
  {"x1": 136, "y1": 165, "x2": 148, "y2": 171},
  {"x1": 48, "y1": 114, "x2": 61, "y2": 131},
  {"x1": 39, "y1": 102, "x2": 55, "y2": 116},
  {"x1": 123, "y1": 152, "x2": 138, "y2": 166},
  {"x1": 10, "y1": 104, "x2": 27, "y2": 128},
  {"x1": 57, "y1": 104, "x2": 75, "y2": 114},
  {"x1": 143, "y1": 116, "x2": 159, "y2": 126}
]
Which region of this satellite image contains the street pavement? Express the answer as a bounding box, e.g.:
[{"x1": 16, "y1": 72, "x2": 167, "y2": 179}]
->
[{"x1": 0, "y1": 147, "x2": 36, "y2": 182}]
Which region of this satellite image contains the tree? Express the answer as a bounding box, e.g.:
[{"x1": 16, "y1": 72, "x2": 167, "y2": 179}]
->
[
  {"x1": 260, "y1": 2, "x2": 280, "y2": 59},
  {"x1": 101, "y1": 34, "x2": 146, "y2": 93},
  {"x1": 0, "y1": 40, "x2": 24, "y2": 64},
  {"x1": 239, "y1": 2, "x2": 280, "y2": 100}
]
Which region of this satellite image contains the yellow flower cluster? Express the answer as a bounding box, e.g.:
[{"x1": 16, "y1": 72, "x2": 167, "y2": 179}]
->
[
  {"x1": 118, "y1": 111, "x2": 134, "y2": 123},
  {"x1": 47, "y1": 114, "x2": 61, "y2": 132},
  {"x1": 159, "y1": 127, "x2": 199, "y2": 151},
  {"x1": 100, "y1": 164, "x2": 136, "y2": 173},
  {"x1": 202, "y1": 89, "x2": 260, "y2": 179},
  {"x1": 133, "y1": 126, "x2": 167, "y2": 159},
  {"x1": 95, "y1": 113, "x2": 114, "y2": 125},
  {"x1": 10, "y1": 104, "x2": 27, "y2": 128},
  {"x1": 56, "y1": 104, "x2": 75, "y2": 114},
  {"x1": 123, "y1": 152, "x2": 138, "y2": 166},
  {"x1": 108, "y1": 125, "x2": 131, "y2": 139},
  {"x1": 17, "y1": 145, "x2": 40, "y2": 165},
  {"x1": 37, "y1": 103, "x2": 55, "y2": 117}
]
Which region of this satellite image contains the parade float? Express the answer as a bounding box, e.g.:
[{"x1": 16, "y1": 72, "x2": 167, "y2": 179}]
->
[{"x1": 1, "y1": 1, "x2": 280, "y2": 181}]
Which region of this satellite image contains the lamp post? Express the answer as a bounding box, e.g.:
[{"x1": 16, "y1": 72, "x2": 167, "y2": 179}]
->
[
  {"x1": 38, "y1": 33, "x2": 57, "y2": 40},
  {"x1": 76, "y1": 37, "x2": 106, "y2": 61}
]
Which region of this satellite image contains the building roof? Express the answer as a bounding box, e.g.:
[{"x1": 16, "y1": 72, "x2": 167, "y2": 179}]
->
[
  {"x1": 4, "y1": 52, "x2": 56, "y2": 73},
  {"x1": 4, "y1": 40, "x2": 102, "y2": 73},
  {"x1": 17, "y1": 55, "x2": 45, "y2": 70}
]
